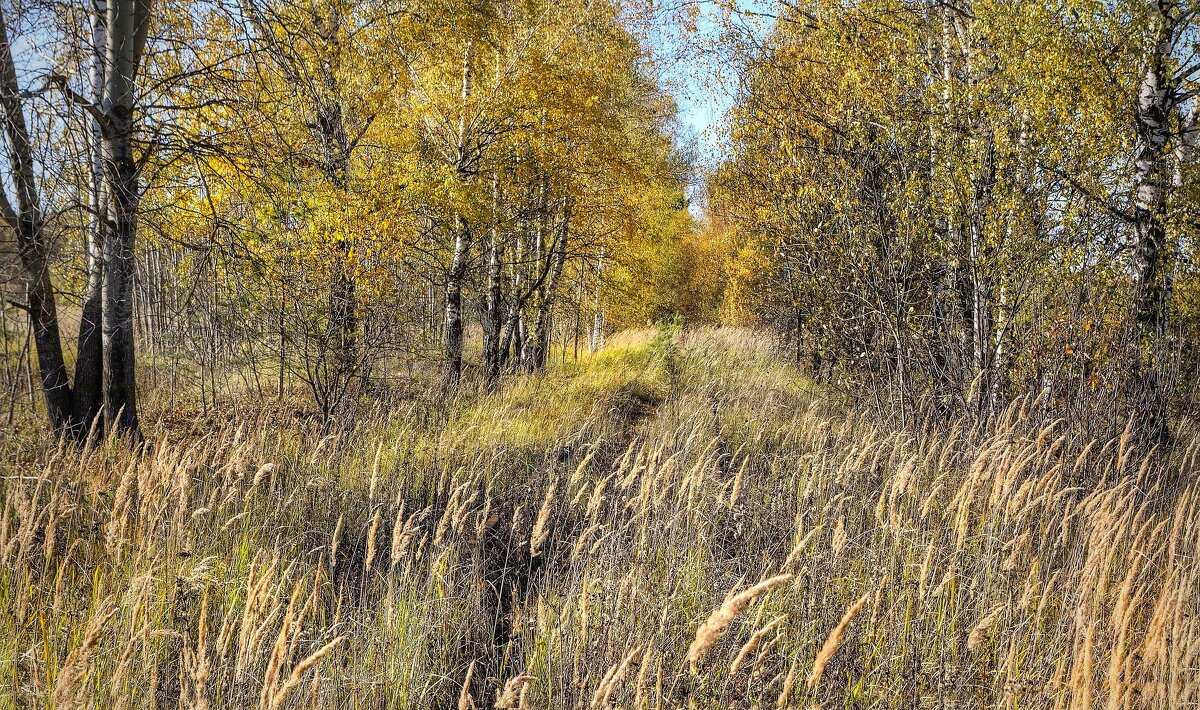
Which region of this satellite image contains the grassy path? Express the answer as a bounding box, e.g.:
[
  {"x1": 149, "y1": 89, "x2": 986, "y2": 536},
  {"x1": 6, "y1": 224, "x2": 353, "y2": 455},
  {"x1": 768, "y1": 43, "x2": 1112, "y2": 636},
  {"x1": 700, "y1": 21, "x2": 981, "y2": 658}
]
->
[{"x1": 1, "y1": 328, "x2": 1196, "y2": 708}]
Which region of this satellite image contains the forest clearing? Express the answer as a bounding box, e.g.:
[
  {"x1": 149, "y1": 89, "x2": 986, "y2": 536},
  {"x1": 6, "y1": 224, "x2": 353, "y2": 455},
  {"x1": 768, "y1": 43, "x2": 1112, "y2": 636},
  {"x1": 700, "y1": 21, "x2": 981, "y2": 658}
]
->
[{"x1": 5, "y1": 0, "x2": 1200, "y2": 707}]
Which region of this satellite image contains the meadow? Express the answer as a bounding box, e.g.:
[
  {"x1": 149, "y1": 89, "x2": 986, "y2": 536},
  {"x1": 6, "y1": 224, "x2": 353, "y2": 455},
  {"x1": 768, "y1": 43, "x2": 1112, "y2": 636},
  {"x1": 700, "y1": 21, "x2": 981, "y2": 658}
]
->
[{"x1": 1, "y1": 327, "x2": 1196, "y2": 708}]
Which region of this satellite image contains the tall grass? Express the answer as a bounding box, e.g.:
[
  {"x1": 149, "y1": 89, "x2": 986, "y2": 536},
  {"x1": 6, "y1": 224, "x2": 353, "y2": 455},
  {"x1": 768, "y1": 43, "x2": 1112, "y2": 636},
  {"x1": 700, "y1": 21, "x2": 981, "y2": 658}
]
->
[{"x1": 1, "y1": 327, "x2": 1197, "y2": 708}]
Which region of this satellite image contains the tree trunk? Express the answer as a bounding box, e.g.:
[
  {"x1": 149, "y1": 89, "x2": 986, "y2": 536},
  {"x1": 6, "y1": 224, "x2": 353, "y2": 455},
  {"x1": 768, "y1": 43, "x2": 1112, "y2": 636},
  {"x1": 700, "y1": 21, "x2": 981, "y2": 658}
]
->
[
  {"x1": 444, "y1": 214, "x2": 470, "y2": 386},
  {"x1": 0, "y1": 8, "x2": 75, "y2": 434},
  {"x1": 444, "y1": 40, "x2": 474, "y2": 388},
  {"x1": 95, "y1": 0, "x2": 150, "y2": 438},
  {"x1": 499, "y1": 205, "x2": 527, "y2": 369},
  {"x1": 328, "y1": 236, "x2": 357, "y2": 379},
  {"x1": 528, "y1": 204, "x2": 569, "y2": 371},
  {"x1": 101, "y1": 105, "x2": 141, "y2": 436},
  {"x1": 73, "y1": 0, "x2": 108, "y2": 433},
  {"x1": 590, "y1": 247, "x2": 604, "y2": 353},
  {"x1": 1128, "y1": 5, "x2": 1179, "y2": 439},
  {"x1": 316, "y1": 96, "x2": 357, "y2": 379},
  {"x1": 514, "y1": 311, "x2": 526, "y2": 367},
  {"x1": 499, "y1": 305, "x2": 518, "y2": 368},
  {"x1": 483, "y1": 172, "x2": 504, "y2": 389},
  {"x1": 1132, "y1": 40, "x2": 1172, "y2": 342}
]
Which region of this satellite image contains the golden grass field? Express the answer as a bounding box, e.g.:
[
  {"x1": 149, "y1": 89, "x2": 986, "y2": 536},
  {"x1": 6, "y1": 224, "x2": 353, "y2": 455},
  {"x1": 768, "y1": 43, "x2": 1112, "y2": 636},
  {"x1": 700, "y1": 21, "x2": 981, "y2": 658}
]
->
[{"x1": 1, "y1": 328, "x2": 1197, "y2": 708}]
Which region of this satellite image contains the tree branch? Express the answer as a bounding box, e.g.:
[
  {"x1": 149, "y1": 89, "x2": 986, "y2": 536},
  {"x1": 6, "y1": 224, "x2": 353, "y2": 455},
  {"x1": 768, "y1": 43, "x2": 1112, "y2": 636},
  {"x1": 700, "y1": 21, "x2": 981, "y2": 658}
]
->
[
  {"x1": 1038, "y1": 159, "x2": 1136, "y2": 224},
  {"x1": 47, "y1": 74, "x2": 113, "y2": 136}
]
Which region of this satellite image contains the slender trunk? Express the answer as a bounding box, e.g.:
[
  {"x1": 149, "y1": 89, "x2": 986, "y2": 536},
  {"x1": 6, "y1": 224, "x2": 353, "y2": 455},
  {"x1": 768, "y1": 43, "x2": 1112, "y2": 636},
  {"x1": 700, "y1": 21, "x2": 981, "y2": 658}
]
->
[
  {"x1": 521, "y1": 177, "x2": 548, "y2": 370},
  {"x1": 793, "y1": 305, "x2": 803, "y2": 363},
  {"x1": 444, "y1": 214, "x2": 469, "y2": 386},
  {"x1": 513, "y1": 311, "x2": 526, "y2": 368},
  {"x1": 73, "y1": 0, "x2": 107, "y2": 432},
  {"x1": 328, "y1": 235, "x2": 357, "y2": 378},
  {"x1": 318, "y1": 95, "x2": 356, "y2": 378},
  {"x1": 528, "y1": 203, "x2": 569, "y2": 371},
  {"x1": 954, "y1": 9, "x2": 997, "y2": 420},
  {"x1": 988, "y1": 279, "x2": 1009, "y2": 413},
  {"x1": 483, "y1": 171, "x2": 503, "y2": 389},
  {"x1": 0, "y1": 8, "x2": 74, "y2": 434},
  {"x1": 894, "y1": 325, "x2": 906, "y2": 429},
  {"x1": 444, "y1": 40, "x2": 473, "y2": 388},
  {"x1": 573, "y1": 265, "x2": 583, "y2": 360},
  {"x1": 499, "y1": 306, "x2": 517, "y2": 368},
  {"x1": 499, "y1": 216, "x2": 526, "y2": 368},
  {"x1": 277, "y1": 284, "x2": 286, "y2": 398},
  {"x1": 590, "y1": 246, "x2": 604, "y2": 353}
]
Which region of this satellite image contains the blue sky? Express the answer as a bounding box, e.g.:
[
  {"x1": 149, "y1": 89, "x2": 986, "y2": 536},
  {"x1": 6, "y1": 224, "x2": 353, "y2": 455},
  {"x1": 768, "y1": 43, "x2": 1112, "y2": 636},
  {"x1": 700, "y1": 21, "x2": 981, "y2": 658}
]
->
[
  {"x1": 675, "y1": 69, "x2": 734, "y2": 168},
  {"x1": 646, "y1": 1, "x2": 746, "y2": 168},
  {"x1": 639, "y1": 1, "x2": 773, "y2": 213}
]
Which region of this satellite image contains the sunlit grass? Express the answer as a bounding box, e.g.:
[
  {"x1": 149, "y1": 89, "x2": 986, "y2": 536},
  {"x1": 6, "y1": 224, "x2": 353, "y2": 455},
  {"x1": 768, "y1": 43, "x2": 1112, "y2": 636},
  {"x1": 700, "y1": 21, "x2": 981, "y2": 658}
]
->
[{"x1": 448, "y1": 329, "x2": 667, "y2": 452}]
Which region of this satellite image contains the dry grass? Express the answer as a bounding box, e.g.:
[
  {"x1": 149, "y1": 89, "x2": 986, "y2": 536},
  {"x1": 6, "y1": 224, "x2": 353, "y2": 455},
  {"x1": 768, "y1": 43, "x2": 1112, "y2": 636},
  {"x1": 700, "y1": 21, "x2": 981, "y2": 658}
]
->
[{"x1": 1, "y1": 327, "x2": 1198, "y2": 708}]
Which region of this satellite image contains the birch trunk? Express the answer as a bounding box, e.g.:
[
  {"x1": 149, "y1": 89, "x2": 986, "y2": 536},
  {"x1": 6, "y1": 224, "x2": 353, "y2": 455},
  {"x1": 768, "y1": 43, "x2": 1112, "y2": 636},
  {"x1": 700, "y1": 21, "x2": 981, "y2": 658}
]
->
[
  {"x1": 73, "y1": 0, "x2": 108, "y2": 432},
  {"x1": 590, "y1": 246, "x2": 604, "y2": 353},
  {"x1": 443, "y1": 41, "x2": 474, "y2": 387},
  {"x1": 98, "y1": 0, "x2": 151, "y2": 438},
  {"x1": 527, "y1": 203, "x2": 569, "y2": 371},
  {"x1": 1127, "y1": 4, "x2": 1180, "y2": 438},
  {"x1": 1131, "y1": 22, "x2": 1174, "y2": 342},
  {"x1": 483, "y1": 171, "x2": 504, "y2": 389},
  {"x1": 444, "y1": 213, "x2": 470, "y2": 386}
]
